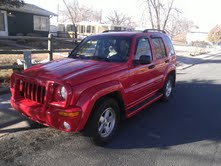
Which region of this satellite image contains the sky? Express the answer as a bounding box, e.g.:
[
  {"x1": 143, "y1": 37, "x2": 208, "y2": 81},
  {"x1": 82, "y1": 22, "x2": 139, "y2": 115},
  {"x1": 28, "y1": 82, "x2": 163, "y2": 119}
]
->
[{"x1": 24, "y1": 0, "x2": 221, "y2": 32}]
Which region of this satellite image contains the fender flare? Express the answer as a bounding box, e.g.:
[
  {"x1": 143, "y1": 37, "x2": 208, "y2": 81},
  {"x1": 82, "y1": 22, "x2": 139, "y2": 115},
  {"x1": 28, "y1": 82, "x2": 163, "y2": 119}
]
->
[
  {"x1": 163, "y1": 64, "x2": 176, "y2": 86},
  {"x1": 75, "y1": 81, "x2": 125, "y2": 131}
]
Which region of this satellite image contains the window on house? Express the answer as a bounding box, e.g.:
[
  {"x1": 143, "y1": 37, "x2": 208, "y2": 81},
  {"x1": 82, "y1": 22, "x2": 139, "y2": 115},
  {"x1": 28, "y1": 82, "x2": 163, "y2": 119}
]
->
[
  {"x1": 80, "y1": 25, "x2": 85, "y2": 33},
  {"x1": 151, "y1": 37, "x2": 167, "y2": 59},
  {"x1": 114, "y1": 26, "x2": 121, "y2": 30},
  {"x1": 92, "y1": 26, "x2": 95, "y2": 33},
  {"x1": 66, "y1": 24, "x2": 74, "y2": 32},
  {"x1": 58, "y1": 24, "x2": 65, "y2": 32},
  {"x1": 33, "y1": 15, "x2": 49, "y2": 31},
  {"x1": 0, "y1": 12, "x2": 5, "y2": 31},
  {"x1": 87, "y1": 26, "x2": 91, "y2": 33}
]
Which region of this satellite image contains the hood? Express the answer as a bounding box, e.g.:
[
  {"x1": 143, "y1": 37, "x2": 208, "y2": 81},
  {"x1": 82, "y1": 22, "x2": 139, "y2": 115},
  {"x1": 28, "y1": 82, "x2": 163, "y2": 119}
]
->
[{"x1": 23, "y1": 58, "x2": 128, "y2": 85}]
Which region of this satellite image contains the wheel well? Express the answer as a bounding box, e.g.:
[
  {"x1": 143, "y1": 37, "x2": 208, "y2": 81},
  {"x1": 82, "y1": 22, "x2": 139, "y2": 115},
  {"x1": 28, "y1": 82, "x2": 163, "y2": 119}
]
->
[
  {"x1": 94, "y1": 91, "x2": 126, "y2": 120},
  {"x1": 168, "y1": 70, "x2": 176, "y2": 87},
  {"x1": 82, "y1": 91, "x2": 126, "y2": 134}
]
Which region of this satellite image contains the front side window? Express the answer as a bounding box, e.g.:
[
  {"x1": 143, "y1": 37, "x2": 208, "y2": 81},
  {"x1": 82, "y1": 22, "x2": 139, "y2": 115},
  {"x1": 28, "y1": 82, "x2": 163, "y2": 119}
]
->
[
  {"x1": 151, "y1": 37, "x2": 167, "y2": 59},
  {"x1": 33, "y1": 15, "x2": 49, "y2": 31},
  {"x1": 69, "y1": 36, "x2": 131, "y2": 62},
  {"x1": 134, "y1": 38, "x2": 152, "y2": 60}
]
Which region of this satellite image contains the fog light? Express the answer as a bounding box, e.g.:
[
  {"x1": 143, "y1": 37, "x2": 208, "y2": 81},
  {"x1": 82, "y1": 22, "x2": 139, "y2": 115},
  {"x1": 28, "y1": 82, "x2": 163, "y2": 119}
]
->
[{"x1": 63, "y1": 121, "x2": 71, "y2": 130}]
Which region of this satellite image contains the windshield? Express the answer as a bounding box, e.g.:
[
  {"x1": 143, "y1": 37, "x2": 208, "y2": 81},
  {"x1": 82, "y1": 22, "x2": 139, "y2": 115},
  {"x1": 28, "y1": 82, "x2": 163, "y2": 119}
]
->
[{"x1": 69, "y1": 36, "x2": 131, "y2": 62}]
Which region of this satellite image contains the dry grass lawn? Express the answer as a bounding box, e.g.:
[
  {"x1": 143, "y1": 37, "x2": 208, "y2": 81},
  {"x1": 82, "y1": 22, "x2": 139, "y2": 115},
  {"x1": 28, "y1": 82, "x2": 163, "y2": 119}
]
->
[{"x1": 0, "y1": 53, "x2": 68, "y2": 88}]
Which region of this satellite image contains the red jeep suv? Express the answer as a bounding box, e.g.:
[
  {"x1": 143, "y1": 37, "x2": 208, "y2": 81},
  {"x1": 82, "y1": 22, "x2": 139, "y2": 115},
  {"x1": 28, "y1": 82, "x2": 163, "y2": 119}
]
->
[{"x1": 10, "y1": 29, "x2": 176, "y2": 145}]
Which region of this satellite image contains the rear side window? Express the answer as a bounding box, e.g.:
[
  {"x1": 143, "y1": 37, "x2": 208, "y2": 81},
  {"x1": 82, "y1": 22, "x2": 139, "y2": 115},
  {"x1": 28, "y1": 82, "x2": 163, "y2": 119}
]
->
[
  {"x1": 164, "y1": 36, "x2": 175, "y2": 56},
  {"x1": 151, "y1": 37, "x2": 167, "y2": 59}
]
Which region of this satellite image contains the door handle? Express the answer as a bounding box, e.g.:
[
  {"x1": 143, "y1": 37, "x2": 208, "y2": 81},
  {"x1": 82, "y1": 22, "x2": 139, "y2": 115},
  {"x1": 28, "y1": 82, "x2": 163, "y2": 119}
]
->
[
  {"x1": 165, "y1": 59, "x2": 169, "y2": 63},
  {"x1": 148, "y1": 64, "x2": 155, "y2": 69}
]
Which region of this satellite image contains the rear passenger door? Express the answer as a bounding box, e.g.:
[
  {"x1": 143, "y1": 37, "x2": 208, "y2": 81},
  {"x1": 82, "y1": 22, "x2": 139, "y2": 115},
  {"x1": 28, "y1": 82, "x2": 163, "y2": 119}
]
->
[{"x1": 151, "y1": 37, "x2": 168, "y2": 89}]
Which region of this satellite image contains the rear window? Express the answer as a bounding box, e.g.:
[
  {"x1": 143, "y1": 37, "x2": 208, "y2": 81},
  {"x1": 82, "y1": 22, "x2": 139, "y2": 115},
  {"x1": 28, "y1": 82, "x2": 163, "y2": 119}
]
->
[{"x1": 164, "y1": 36, "x2": 175, "y2": 56}]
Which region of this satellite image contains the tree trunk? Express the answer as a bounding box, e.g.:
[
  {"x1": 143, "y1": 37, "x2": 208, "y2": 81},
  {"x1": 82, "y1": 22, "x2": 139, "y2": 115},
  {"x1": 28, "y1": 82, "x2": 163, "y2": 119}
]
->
[
  {"x1": 162, "y1": 0, "x2": 174, "y2": 30},
  {"x1": 147, "y1": 0, "x2": 155, "y2": 29},
  {"x1": 63, "y1": 0, "x2": 78, "y2": 40}
]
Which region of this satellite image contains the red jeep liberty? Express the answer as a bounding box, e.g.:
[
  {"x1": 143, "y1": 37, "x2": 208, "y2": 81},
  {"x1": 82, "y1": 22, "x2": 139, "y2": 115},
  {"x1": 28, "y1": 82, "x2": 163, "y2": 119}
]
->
[{"x1": 10, "y1": 29, "x2": 176, "y2": 145}]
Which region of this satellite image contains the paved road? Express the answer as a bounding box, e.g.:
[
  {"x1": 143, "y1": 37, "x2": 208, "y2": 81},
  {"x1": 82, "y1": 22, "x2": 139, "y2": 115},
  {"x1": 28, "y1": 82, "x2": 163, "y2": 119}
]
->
[{"x1": 1, "y1": 54, "x2": 221, "y2": 166}]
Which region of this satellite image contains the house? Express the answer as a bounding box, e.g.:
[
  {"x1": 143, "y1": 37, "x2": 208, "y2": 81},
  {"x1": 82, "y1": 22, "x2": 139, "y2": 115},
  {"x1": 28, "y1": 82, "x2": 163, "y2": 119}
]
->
[
  {"x1": 186, "y1": 31, "x2": 209, "y2": 45},
  {"x1": 0, "y1": 3, "x2": 56, "y2": 37},
  {"x1": 51, "y1": 21, "x2": 134, "y2": 38}
]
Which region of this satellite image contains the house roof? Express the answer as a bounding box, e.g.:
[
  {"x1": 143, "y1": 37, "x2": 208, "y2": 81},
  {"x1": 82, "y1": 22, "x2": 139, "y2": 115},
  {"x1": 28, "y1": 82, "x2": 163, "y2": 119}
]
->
[{"x1": 0, "y1": 3, "x2": 57, "y2": 16}]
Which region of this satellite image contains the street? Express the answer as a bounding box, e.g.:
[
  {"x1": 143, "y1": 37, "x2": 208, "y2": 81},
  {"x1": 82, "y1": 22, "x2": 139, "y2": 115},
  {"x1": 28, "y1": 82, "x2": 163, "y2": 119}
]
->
[{"x1": 1, "y1": 53, "x2": 221, "y2": 166}]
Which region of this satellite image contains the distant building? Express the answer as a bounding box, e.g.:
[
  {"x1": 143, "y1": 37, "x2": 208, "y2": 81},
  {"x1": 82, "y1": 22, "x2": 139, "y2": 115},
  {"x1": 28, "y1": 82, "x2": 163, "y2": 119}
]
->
[
  {"x1": 51, "y1": 21, "x2": 134, "y2": 38},
  {"x1": 0, "y1": 3, "x2": 56, "y2": 37},
  {"x1": 186, "y1": 31, "x2": 209, "y2": 44}
]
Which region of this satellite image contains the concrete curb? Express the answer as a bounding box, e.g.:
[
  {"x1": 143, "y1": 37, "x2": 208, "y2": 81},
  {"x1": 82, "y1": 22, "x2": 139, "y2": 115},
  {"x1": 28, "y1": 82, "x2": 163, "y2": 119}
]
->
[
  {"x1": 177, "y1": 64, "x2": 194, "y2": 70},
  {"x1": 177, "y1": 51, "x2": 221, "y2": 70}
]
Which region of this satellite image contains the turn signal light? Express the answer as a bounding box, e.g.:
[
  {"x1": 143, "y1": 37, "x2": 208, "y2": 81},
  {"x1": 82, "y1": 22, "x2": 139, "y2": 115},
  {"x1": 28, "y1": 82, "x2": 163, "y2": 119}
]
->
[{"x1": 58, "y1": 111, "x2": 80, "y2": 117}]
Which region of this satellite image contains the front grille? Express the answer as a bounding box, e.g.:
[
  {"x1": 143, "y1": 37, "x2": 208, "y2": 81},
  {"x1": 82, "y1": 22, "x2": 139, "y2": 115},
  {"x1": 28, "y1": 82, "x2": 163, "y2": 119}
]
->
[{"x1": 19, "y1": 80, "x2": 46, "y2": 104}]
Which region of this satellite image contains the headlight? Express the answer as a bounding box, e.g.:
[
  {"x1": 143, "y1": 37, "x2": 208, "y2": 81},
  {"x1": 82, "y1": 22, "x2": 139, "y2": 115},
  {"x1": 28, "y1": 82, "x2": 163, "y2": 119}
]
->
[{"x1": 59, "y1": 86, "x2": 67, "y2": 100}]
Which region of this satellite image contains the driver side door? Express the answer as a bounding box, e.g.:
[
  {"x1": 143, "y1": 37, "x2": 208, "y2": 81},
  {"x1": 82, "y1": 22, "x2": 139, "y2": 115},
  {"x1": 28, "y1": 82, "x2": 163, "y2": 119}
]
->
[{"x1": 127, "y1": 37, "x2": 158, "y2": 110}]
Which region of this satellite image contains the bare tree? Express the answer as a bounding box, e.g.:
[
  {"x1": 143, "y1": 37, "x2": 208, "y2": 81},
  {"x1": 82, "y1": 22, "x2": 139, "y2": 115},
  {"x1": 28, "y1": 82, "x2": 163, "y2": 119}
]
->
[
  {"x1": 208, "y1": 25, "x2": 221, "y2": 43},
  {"x1": 141, "y1": 0, "x2": 178, "y2": 30},
  {"x1": 62, "y1": 0, "x2": 78, "y2": 39},
  {"x1": 62, "y1": 0, "x2": 102, "y2": 38},
  {"x1": 106, "y1": 10, "x2": 136, "y2": 27},
  {"x1": 63, "y1": 1, "x2": 101, "y2": 23},
  {"x1": 106, "y1": 10, "x2": 128, "y2": 25},
  {"x1": 0, "y1": 0, "x2": 24, "y2": 7},
  {"x1": 166, "y1": 15, "x2": 194, "y2": 40}
]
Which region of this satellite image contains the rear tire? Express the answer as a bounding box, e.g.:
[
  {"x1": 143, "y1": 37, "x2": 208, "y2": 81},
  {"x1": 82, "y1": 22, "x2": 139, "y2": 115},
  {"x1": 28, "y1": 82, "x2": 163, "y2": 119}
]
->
[
  {"x1": 83, "y1": 98, "x2": 120, "y2": 146},
  {"x1": 161, "y1": 75, "x2": 174, "y2": 101}
]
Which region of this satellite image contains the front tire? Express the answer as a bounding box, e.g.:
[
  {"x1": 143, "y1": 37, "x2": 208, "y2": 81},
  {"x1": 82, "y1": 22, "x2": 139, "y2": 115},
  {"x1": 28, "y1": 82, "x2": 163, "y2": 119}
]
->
[{"x1": 84, "y1": 98, "x2": 120, "y2": 146}]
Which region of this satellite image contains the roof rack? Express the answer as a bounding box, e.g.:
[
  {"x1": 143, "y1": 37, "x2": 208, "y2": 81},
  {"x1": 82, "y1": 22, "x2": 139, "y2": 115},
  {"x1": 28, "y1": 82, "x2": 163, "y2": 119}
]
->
[
  {"x1": 102, "y1": 30, "x2": 128, "y2": 33},
  {"x1": 143, "y1": 29, "x2": 166, "y2": 34}
]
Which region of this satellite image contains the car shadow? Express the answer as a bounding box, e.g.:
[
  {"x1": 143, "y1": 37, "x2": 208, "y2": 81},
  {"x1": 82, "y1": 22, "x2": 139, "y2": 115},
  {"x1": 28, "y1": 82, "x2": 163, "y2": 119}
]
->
[
  {"x1": 0, "y1": 94, "x2": 44, "y2": 132},
  {"x1": 107, "y1": 80, "x2": 221, "y2": 149},
  {"x1": 177, "y1": 53, "x2": 221, "y2": 66}
]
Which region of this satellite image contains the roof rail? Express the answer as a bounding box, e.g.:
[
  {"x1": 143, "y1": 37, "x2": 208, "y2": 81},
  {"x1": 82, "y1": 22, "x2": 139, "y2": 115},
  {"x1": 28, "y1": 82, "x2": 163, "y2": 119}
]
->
[
  {"x1": 102, "y1": 30, "x2": 127, "y2": 33},
  {"x1": 143, "y1": 29, "x2": 166, "y2": 34}
]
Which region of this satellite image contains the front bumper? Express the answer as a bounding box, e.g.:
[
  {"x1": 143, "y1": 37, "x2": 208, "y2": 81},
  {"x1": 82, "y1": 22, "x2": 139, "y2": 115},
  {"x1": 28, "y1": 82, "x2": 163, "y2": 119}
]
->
[{"x1": 11, "y1": 98, "x2": 82, "y2": 132}]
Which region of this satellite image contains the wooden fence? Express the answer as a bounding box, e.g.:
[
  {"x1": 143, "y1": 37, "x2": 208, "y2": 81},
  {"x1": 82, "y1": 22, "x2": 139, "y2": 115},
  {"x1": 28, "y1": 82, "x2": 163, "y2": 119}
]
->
[{"x1": 0, "y1": 34, "x2": 81, "y2": 70}]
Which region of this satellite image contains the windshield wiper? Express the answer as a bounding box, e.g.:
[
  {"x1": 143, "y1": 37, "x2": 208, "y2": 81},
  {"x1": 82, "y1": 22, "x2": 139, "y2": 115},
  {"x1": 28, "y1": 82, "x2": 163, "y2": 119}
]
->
[
  {"x1": 91, "y1": 56, "x2": 110, "y2": 62},
  {"x1": 71, "y1": 54, "x2": 87, "y2": 59}
]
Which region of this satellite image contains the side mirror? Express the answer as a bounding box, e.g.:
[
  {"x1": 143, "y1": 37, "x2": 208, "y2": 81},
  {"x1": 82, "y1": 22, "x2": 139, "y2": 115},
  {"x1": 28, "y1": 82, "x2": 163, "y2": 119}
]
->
[{"x1": 139, "y1": 55, "x2": 152, "y2": 65}]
